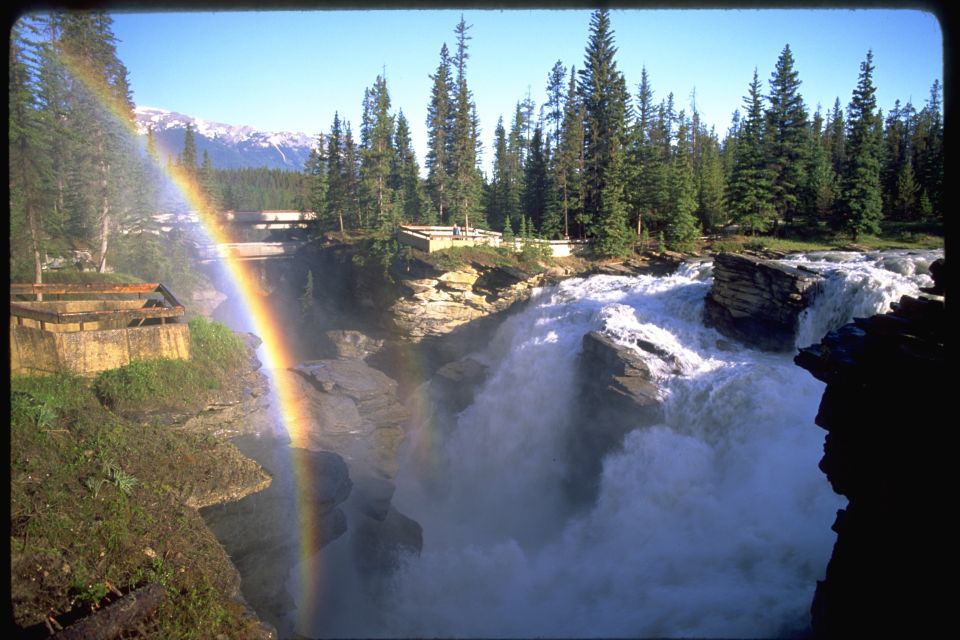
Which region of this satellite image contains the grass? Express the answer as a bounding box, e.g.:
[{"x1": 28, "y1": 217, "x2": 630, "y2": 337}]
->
[
  {"x1": 708, "y1": 228, "x2": 943, "y2": 255},
  {"x1": 92, "y1": 317, "x2": 246, "y2": 413},
  {"x1": 9, "y1": 319, "x2": 267, "y2": 638}
]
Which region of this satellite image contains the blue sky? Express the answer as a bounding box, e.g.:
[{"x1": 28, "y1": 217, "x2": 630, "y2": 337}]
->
[{"x1": 108, "y1": 8, "x2": 943, "y2": 176}]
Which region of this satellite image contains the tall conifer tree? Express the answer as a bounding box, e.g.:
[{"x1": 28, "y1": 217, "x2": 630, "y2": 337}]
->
[
  {"x1": 578, "y1": 9, "x2": 632, "y2": 254},
  {"x1": 727, "y1": 69, "x2": 775, "y2": 234},
  {"x1": 765, "y1": 44, "x2": 809, "y2": 225},
  {"x1": 837, "y1": 50, "x2": 883, "y2": 238}
]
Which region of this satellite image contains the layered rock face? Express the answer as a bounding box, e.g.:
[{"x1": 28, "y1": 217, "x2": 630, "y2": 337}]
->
[
  {"x1": 704, "y1": 252, "x2": 822, "y2": 351},
  {"x1": 565, "y1": 331, "x2": 667, "y2": 506},
  {"x1": 794, "y1": 259, "x2": 945, "y2": 637},
  {"x1": 390, "y1": 262, "x2": 548, "y2": 340}
]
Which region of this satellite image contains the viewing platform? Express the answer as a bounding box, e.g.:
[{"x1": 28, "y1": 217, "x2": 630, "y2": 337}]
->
[
  {"x1": 9, "y1": 283, "x2": 189, "y2": 377},
  {"x1": 397, "y1": 225, "x2": 590, "y2": 258}
]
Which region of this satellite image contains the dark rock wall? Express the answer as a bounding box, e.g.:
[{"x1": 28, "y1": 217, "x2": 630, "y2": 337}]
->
[
  {"x1": 794, "y1": 259, "x2": 946, "y2": 637},
  {"x1": 705, "y1": 252, "x2": 822, "y2": 351}
]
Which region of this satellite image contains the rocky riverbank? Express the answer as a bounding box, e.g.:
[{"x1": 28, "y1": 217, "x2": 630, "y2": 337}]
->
[{"x1": 794, "y1": 258, "x2": 946, "y2": 637}]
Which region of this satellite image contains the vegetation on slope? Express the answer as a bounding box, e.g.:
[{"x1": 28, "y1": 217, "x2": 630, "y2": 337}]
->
[{"x1": 10, "y1": 318, "x2": 267, "y2": 639}]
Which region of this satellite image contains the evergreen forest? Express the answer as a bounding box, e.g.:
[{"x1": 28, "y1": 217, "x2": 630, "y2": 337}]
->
[{"x1": 10, "y1": 10, "x2": 945, "y2": 286}]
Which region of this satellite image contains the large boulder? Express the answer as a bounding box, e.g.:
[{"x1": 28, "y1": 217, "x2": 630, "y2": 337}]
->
[
  {"x1": 704, "y1": 252, "x2": 823, "y2": 351},
  {"x1": 565, "y1": 331, "x2": 666, "y2": 506}
]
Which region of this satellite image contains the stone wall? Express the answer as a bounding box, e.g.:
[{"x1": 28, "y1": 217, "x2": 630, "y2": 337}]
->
[
  {"x1": 9, "y1": 322, "x2": 191, "y2": 376},
  {"x1": 704, "y1": 252, "x2": 822, "y2": 351},
  {"x1": 794, "y1": 259, "x2": 946, "y2": 637}
]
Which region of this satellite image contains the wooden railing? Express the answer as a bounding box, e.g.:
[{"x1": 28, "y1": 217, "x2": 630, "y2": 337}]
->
[{"x1": 9, "y1": 283, "x2": 185, "y2": 331}]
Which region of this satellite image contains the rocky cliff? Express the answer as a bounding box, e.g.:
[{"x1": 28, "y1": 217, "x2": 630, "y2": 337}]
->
[
  {"x1": 198, "y1": 334, "x2": 420, "y2": 637},
  {"x1": 704, "y1": 252, "x2": 823, "y2": 351},
  {"x1": 794, "y1": 258, "x2": 946, "y2": 637}
]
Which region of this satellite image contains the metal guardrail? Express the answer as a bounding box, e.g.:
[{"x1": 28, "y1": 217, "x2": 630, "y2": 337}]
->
[{"x1": 9, "y1": 283, "x2": 185, "y2": 331}]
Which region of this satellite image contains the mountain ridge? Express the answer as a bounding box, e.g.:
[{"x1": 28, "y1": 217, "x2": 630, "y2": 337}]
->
[{"x1": 135, "y1": 106, "x2": 317, "y2": 172}]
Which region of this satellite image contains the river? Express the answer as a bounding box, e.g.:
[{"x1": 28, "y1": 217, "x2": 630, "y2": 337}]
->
[{"x1": 216, "y1": 249, "x2": 942, "y2": 638}]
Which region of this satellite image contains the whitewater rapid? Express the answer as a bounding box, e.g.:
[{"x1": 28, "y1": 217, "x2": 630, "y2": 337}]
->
[{"x1": 299, "y1": 249, "x2": 940, "y2": 639}]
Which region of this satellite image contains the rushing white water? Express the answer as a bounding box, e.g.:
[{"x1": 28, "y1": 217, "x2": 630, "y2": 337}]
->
[{"x1": 300, "y1": 249, "x2": 940, "y2": 639}]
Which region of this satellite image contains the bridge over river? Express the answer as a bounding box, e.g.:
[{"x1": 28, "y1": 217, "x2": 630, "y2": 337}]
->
[{"x1": 195, "y1": 241, "x2": 306, "y2": 263}]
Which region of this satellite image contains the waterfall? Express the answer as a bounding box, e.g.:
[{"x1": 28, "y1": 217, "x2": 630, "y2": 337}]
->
[{"x1": 300, "y1": 249, "x2": 940, "y2": 638}]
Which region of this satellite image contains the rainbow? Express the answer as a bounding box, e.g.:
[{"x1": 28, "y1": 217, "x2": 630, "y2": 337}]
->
[{"x1": 58, "y1": 46, "x2": 325, "y2": 628}]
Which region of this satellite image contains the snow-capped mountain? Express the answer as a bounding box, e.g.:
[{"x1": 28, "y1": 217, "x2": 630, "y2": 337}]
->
[{"x1": 135, "y1": 106, "x2": 316, "y2": 171}]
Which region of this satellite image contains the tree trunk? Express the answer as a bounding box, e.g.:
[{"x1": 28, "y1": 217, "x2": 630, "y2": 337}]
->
[
  {"x1": 97, "y1": 160, "x2": 111, "y2": 273},
  {"x1": 26, "y1": 201, "x2": 44, "y2": 300}
]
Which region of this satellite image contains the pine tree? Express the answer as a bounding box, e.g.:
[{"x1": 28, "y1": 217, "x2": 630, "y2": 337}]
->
[
  {"x1": 426, "y1": 43, "x2": 453, "y2": 223},
  {"x1": 912, "y1": 80, "x2": 943, "y2": 220},
  {"x1": 522, "y1": 124, "x2": 548, "y2": 231},
  {"x1": 696, "y1": 128, "x2": 726, "y2": 233},
  {"x1": 665, "y1": 114, "x2": 701, "y2": 251},
  {"x1": 9, "y1": 17, "x2": 51, "y2": 284},
  {"x1": 765, "y1": 44, "x2": 809, "y2": 225},
  {"x1": 837, "y1": 50, "x2": 883, "y2": 239},
  {"x1": 555, "y1": 66, "x2": 585, "y2": 239},
  {"x1": 325, "y1": 113, "x2": 346, "y2": 234},
  {"x1": 179, "y1": 122, "x2": 198, "y2": 176},
  {"x1": 448, "y1": 16, "x2": 484, "y2": 230},
  {"x1": 798, "y1": 107, "x2": 836, "y2": 227},
  {"x1": 544, "y1": 60, "x2": 567, "y2": 146},
  {"x1": 56, "y1": 11, "x2": 138, "y2": 273},
  {"x1": 727, "y1": 69, "x2": 775, "y2": 234},
  {"x1": 199, "y1": 149, "x2": 221, "y2": 210},
  {"x1": 540, "y1": 138, "x2": 563, "y2": 239},
  {"x1": 594, "y1": 142, "x2": 632, "y2": 258},
  {"x1": 303, "y1": 141, "x2": 328, "y2": 230},
  {"x1": 343, "y1": 122, "x2": 361, "y2": 229},
  {"x1": 360, "y1": 75, "x2": 395, "y2": 227},
  {"x1": 299, "y1": 269, "x2": 315, "y2": 316},
  {"x1": 578, "y1": 9, "x2": 633, "y2": 254},
  {"x1": 392, "y1": 110, "x2": 433, "y2": 224},
  {"x1": 488, "y1": 116, "x2": 512, "y2": 231}
]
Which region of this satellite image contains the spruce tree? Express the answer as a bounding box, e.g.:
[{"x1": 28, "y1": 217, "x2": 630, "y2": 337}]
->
[
  {"x1": 765, "y1": 44, "x2": 809, "y2": 225},
  {"x1": 665, "y1": 115, "x2": 701, "y2": 251},
  {"x1": 448, "y1": 16, "x2": 484, "y2": 230},
  {"x1": 325, "y1": 113, "x2": 346, "y2": 234},
  {"x1": 727, "y1": 69, "x2": 775, "y2": 234},
  {"x1": 199, "y1": 149, "x2": 221, "y2": 211},
  {"x1": 426, "y1": 44, "x2": 453, "y2": 223},
  {"x1": 522, "y1": 124, "x2": 548, "y2": 231},
  {"x1": 359, "y1": 75, "x2": 395, "y2": 227},
  {"x1": 912, "y1": 80, "x2": 943, "y2": 220},
  {"x1": 342, "y1": 122, "x2": 361, "y2": 229},
  {"x1": 799, "y1": 107, "x2": 837, "y2": 227},
  {"x1": 56, "y1": 11, "x2": 138, "y2": 273},
  {"x1": 489, "y1": 116, "x2": 512, "y2": 231},
  {"x1": 624, "y1": 66, "x2": 661, "y2": 239},
  {"x1": 578, "y1": 9, "x2": 633, "y2": 254},
  {"x1": 555, "y1": 67, "x2": 585, "y2": 239},
  {"x1": 544, "y1": 61, "x2": 567, "y2": 146},
  {"x1": 392, "y1": 111, "x2": 433, "y2": 224},
  {"x1": 837, "y1": 50, "x2": 883, "y2": 239},
  {"x1": 9, "y1": 18, "x2": 51, "y2": 284},
  {"x1": 696, "y1": 128, "x2": 726, "y2": 233},
  {"x1": 179, "y1": 123, "x2": 198, "y2": 176}
]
